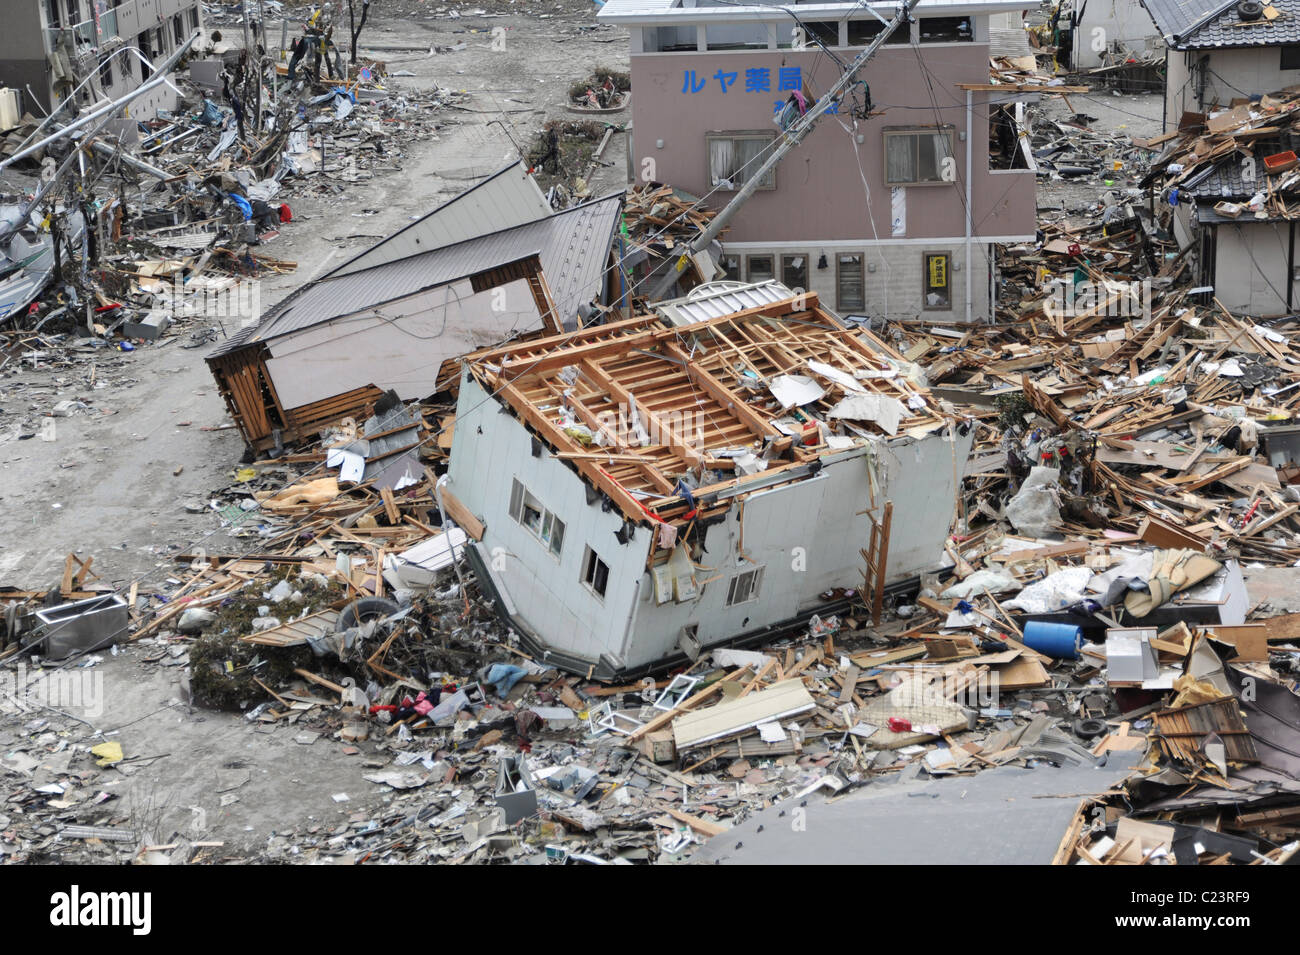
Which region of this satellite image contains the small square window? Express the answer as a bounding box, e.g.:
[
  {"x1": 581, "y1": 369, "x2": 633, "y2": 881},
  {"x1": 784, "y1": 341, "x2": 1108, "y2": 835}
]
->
[
  {"x1": 747, "y1": 254, "x2": 774, "y2": 283},
  {"x1": 582, "y1": 546, "x2": 609, "y2": 598},
  {"x1": 726, "y1": 567, "x2": 763, "y2": 606},
  {"x1": 781, "y1": 254, "x2": 808, "y2": 292},
  {"x1": 720, "y1": 254, "x2": 741, "y2": 281}
]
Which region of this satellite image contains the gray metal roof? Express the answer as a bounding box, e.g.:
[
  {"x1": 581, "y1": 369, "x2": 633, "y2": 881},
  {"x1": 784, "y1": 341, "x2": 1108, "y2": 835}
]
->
[
  {"x1": 654, "y1": 279, "x2": 797, "y2": 326},
  {"x1": 330, "y1": 162, "x2": 551, "y2": 278},
  {"x1": 208, "y1": 194, "x2": 623, "y2": 359},
  {"x1": 1140, "y1": 0, "x2": 1300, "y2": 49}
]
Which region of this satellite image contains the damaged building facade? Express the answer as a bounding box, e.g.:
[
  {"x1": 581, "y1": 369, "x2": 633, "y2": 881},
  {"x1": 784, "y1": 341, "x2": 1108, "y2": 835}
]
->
[
  {"x1": 0, "y1": 0, "x2": 203, "y2": 122},
  {"x1": 445, "y1": 286, "x2": 973, "y2": 679},
  {"x1": 596, "y1": 0, "x2": 1037, "y2": 322}
]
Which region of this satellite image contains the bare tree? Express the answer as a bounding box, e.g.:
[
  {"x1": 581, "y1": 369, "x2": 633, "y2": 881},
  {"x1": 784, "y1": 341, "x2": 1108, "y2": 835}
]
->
[{"x1": 348, "y1": 0, "x2": 372, "y2": 65}]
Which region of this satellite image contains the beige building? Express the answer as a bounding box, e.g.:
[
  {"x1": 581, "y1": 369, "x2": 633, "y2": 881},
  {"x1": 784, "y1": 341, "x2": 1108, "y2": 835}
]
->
[{"x1": 0, "y1": 0, "x2": 203, "y2": 122}]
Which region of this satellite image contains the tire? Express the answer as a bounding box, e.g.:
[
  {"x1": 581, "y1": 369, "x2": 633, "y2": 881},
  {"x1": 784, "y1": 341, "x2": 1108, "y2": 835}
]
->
[
  {"x1": 1238, "y1": 0, "x2": 1263, "y2": 20},
  {"x1": 1073, "y1": 717, "x2": 1108, "y2": 740},
  {"x1": 335, "y1": 596, "x2": 400, "y2": 632}
]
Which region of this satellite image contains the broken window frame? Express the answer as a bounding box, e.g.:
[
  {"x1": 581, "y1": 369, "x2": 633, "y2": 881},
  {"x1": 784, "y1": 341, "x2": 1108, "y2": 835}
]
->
[
  {"x1": 837, "y1": 252, "x2": 865, "y2": 311},
  {"x1": 654, "y1": 673, "x2": 701, "y2": 711},
  {"x1": 922, "y1": 251, "x2": 952, "y2": 311},
  {"x1": 706, "y1": 132, "x2": 777, "y2": 192},
  {"x1": 725, "y1": 567, "x2": 764, "y2": 606},
  {"x1": 883, "y1": 125, "x2": 956, "y2": 186},
  {"x1": 582, "y1": 546, "x2": 610, "y2": 599}
]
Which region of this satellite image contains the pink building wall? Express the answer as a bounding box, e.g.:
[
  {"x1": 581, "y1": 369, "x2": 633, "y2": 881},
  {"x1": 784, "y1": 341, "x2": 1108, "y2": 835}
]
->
[{"x1": 629, "y1": 45, "x2": 1035, "y2": 243}]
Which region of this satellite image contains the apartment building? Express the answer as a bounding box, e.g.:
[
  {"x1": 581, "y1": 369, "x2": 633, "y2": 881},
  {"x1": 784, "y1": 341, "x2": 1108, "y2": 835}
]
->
[{"x1": 0, "y1": 0, "x2": 203, "y2": 122}]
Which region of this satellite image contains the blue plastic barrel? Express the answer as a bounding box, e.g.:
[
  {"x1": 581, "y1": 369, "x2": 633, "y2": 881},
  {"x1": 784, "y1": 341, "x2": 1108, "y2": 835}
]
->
[{"x1": 1022, "y1": 621, "x2": 1082, "y2": 659}]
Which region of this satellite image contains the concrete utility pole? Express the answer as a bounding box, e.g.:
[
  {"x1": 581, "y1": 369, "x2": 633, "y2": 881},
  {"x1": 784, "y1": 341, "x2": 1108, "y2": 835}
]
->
[{"x1": 648, "y1": 0, "x2": 923, "y2": 303}]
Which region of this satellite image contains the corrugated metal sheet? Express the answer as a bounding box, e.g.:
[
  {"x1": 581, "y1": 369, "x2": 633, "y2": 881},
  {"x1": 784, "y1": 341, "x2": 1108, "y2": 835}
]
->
[
  {"x1": 655, "y1": 279, "x2": 796, "y2": 326},
  {"x1": 332, "y1": 162, "x2": 551, "y2": 277},
  {"x1": 208, "y1": 193, "x2": 622, "y2": 359}
]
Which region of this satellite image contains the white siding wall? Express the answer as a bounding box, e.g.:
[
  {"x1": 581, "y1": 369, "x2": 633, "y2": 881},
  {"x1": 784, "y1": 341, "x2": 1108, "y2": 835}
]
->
[
  {"x1": 1214, "y1": 220, "x2": 1296, "y2": 316},
  {"x1": 447, "y1": 375, "x2": 650, "y2": 668}
]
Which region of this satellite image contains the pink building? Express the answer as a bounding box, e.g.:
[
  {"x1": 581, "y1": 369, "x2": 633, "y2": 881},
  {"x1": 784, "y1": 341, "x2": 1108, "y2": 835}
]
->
[{"x1": 597, "y1": 0, "x2": 1038, "y2": 321}]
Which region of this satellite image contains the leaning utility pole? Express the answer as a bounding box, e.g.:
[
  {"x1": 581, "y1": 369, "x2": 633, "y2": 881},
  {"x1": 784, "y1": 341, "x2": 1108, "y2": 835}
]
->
[{"x1": 647, "y1": 0, "x2": 923, "y2": 302}]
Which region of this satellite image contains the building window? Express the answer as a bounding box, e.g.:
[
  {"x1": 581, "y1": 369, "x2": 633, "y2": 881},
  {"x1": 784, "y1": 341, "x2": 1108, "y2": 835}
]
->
[
  {"x1": 98, "y1": 57, "x2": 112, "y2": 90},
  {"x1": 923, "y1": 252, "x2": 951, "y2": 310},
  {"x1": 1283, "y1": 46, "x2": 1300, "y2": 70},
  {"x1": 781, "y1": 254, "x2": 807, "y2": 292},
  {"x1": 720, "y1": 254, "x2": 741, "y2": 281},
  {"x1": 174, "y1": 14, "x2": 185, "y2": 45},
  {"x1": 189, "y1": 8, "x2": 200, "y2": 31},
  {"x1": 837, "y1": 253, "x2": 865, "y2": 311},
  {"x1": 726, "y1": 567, "x2": 763, "y2": 606},
  {"x1": 747, "y1": 254, "x2": 774, "y2": 283},
  {"x1": 920, "y1": 17, "x2": 973, "y2": 42},
  {"x1": 582, "y1": 546, "x2": 610, "y2": 599},
  {"x1": 509, "y1": 478, "x2": 564, "y2": 555},
  {"x1": 884, "y1": 126, "x2": 955, "y2": 185},
  {"x1": 541, "y1": 510, "x2": 565, "y2": 557},
  {"x1": 645, "y1": 25, "x2": 697, "y2": 52},
  {"x1": 706, "y1": 132, "x2": 776, "y2": 191},
  {"x1": 706, "y1": 23, "x2": 767, "y2": 50},
  {"x1": 847, "y1": 19, "x2": 911, "y2": 45}
]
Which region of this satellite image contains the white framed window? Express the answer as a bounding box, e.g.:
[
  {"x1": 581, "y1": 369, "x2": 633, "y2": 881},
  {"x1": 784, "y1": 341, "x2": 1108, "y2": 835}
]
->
[
  {"x1": 884, "y1": 126, "x2": 955, "y2": 185},
  {"x1": 541, "y1": 510, "x2": 565, "y2": 557},
  {"x1": 582, "y1": 546, "x2": 610, "y2": 599},
  {"x1": 726, "y1": 567, "x2": 763, "y2": 606},
  {"x1": 706, "y1": 132, "x2": 776, "y2": 191}
]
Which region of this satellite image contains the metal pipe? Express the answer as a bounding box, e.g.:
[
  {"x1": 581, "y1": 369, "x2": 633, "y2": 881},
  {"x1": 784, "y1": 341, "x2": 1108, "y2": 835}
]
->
[
  {"x1": 1, "y1": 32, "x2": 198, "y2": 171},
  {"x1": 965, "y1": 87, "x2": 973, "y2": 324}
]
